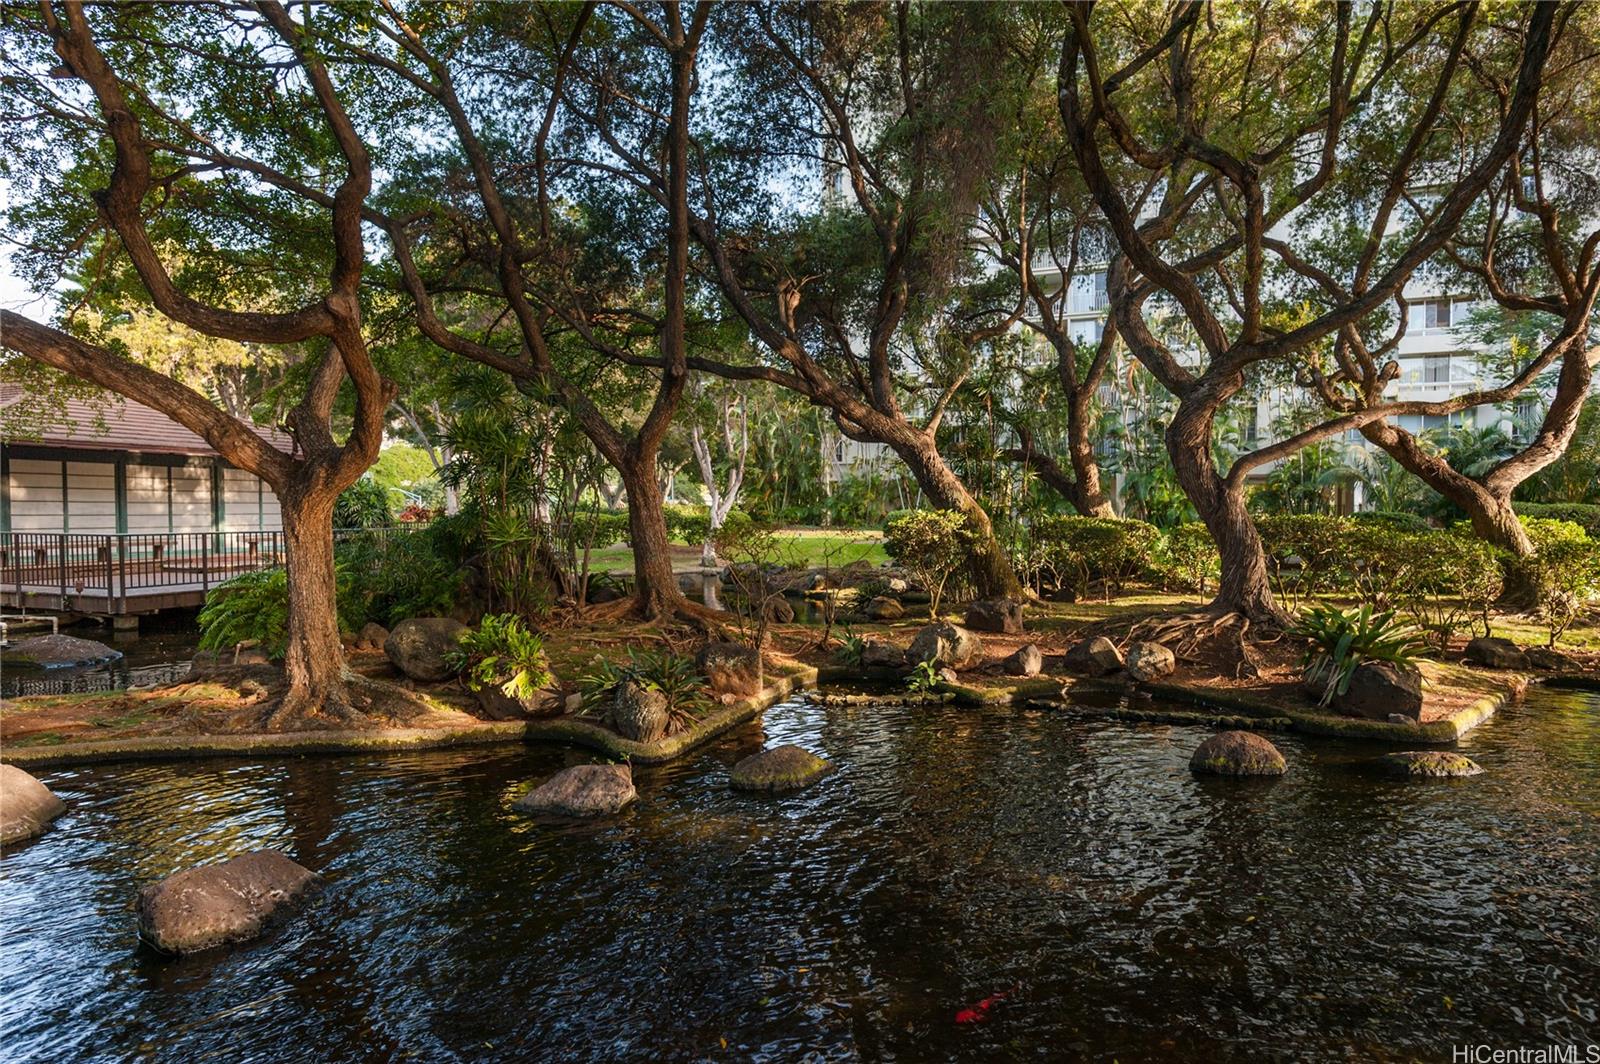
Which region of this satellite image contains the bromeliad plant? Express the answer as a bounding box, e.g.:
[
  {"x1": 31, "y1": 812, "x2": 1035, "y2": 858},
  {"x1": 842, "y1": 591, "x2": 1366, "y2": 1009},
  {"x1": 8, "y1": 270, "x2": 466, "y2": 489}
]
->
[
  {"x1": 576, "y1": 648, "x2": 711, "y2": 733},
  {"x1": 447, "y1": 614, "x2": 553, "y2": 703},
  {"x1": 1289, "y1": 604, "x2": 1427, "y2": 709}
]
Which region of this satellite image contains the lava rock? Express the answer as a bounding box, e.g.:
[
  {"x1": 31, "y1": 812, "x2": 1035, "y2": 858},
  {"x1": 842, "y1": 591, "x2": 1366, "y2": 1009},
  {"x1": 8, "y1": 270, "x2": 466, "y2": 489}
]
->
[
  {"x1": 356, "y1": 622, "x2": 389, "y2": 651},
  {"x1": 1124, "y1": 642, "x2": 1176, "y2": 682},
  {"x1": 1063, "y1": 636, "x2": 1124, "y2": 677},
  {"x1": 1464, "y1": 636, "x2": 1530, "y2": 670},
  {"x1": 1189, "y1": 731, "x2": 1287, "y2": 777},
  {"x1": 1335, "y1": 661, "x2": 1423, "y2": 721},
  {"x1": 860, "y1": 641, "x2": 906, "y2": 669},
  {"x1": 697, "y1": 641, "x2": 762, "y2": 699},
  {"x1": 3, "y1": 634, "x2": 122, "y2": 669},
  {"x1": 964, "y1": 597, "x2": 1024, "y2": 635},
  {"x1": 384, "y1": 617, "x2": 469, "y2": 682},
  {"x1": 608, "y1": 680, "x2": 670, "y2": 743},
  {"x1": 764, "y1": 597, "x2": 796, "y2": 624},
  {"x1": 907, "y1": 622, "x2": 984, "y2": 669},
  {"x1": 1379, "y1": 750, "x2": 1484, "y2": 779},
  {"x1": 885, "y1": 576, "x2": 910, "y2": 595},
  {"x1": 513, "y1": 764, "x2": 637, "y2": 817},
  {"x1": 586, "y1": 582, "x2": 626, "y2": 605},
  {"x1": 1524, "y1": 646, "x2": 1579, "y2": 671},
  {"x1": 1003, "y1": 644, "x2": 1044, "y2": 677},
  {"x1": 729, "y1": 745, "x2": 832, "y2": 793},
  {"x1": 0, "y1": 765, "x2": 67, "y2": 845},
  {"x1": 864, "y1": 596, "x2": 905, "y2": 621},
  {"x1": 563, "y1": 693, "x2": 585, "y2": 715},
  {"x1": 136, "y1": 850, "x2": 318, "y2": 954}
]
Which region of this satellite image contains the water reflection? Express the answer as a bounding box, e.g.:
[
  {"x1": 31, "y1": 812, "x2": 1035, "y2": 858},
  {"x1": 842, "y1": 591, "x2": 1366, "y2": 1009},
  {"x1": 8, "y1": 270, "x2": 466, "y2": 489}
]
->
[{"x1": 1, "y1": 687, "x2": 1596, "y2": 1061}]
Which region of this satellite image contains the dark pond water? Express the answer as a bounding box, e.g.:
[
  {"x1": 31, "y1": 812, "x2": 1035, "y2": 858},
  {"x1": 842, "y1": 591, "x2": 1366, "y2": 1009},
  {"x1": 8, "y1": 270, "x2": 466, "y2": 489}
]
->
[{"x1": 2, "y1": 687, "x2": 1598, "y2": 1062}]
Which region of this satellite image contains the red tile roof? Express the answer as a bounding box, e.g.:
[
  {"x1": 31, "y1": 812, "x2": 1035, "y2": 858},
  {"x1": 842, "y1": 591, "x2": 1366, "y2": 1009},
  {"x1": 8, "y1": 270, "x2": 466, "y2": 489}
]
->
[{"x1": 0, "y1": 385, "x2": 295, "y2": 458}]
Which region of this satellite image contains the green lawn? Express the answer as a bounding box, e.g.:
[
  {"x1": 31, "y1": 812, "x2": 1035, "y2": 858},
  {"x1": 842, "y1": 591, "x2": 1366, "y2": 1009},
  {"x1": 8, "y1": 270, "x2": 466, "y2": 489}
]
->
[{"x1": 584, "y1": 527, "x2": 888, "y2": 575}]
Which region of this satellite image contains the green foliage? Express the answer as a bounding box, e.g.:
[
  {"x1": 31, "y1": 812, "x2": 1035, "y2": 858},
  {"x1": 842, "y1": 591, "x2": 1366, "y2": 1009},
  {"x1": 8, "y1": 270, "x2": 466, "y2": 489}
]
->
[
  {"x1": 1513, "y1": 523, "x2": 1600, "y2": 647},
  {"x1": 1026, "y1": 515, "x2": 1161, "y2": 599},
  {"x1": 1513, "y1": 503, "x2": 1600, "y2": 538},
  {"x1": 834, "y1": 629, "x2": 868, "y2": 667},
  {"x1": 1256, "y1": 514, "x2": 1354, "y2": 607},
  {"x1": 905, "y1": 659, "x2": 942, "y2": 693},
  {"x1": 198, "y1": 567, "x2": 293, "y2": 659},
  {"x1": 663, "y1": 503, "x2": 752, "y2": 545},
  {"x1": 333, "y1": 479, "x2": 393, "y2": 530},
  {"x1": 1159, "y1": 522, "x2": 1219, "y2": 596},
  {"x1": 199, "y1": 565, "x2": 366, "y2": 659},
  {"x1": 336, "y1": 528, "x2": 461, "y2": 628},
  {"x1": 369, "y1": 442, "x2": 441, "y2": 508},
  {"x1": 572, "y1": 510, "x2": 630, "y2": 549},
  {"x1": 1290, "y1": 604, "x2": 1426, "y2": 709},
  {"x1": 1349, "y1": 510, "x2": 1432, "y2": 534},
  {"x1": 1398, "y1": 532, "x2": 1504, "y2": 649},
  {"x1": 577, "y1": 648, "x2": 711, "y2": 730},
  {"x1": 883, "y1": 509, "x2": 971, "y2": 616},
  {"x1": 446, "y1": 614, "x2": 552, "y2": 701}
]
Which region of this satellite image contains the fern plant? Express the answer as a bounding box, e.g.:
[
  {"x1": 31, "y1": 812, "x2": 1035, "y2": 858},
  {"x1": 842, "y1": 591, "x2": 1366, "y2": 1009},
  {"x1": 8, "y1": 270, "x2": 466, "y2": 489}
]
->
[
  {"x1": 1289, "y1": 604, "x2": 1426, "y2": 708},
  {"x1": 446, "y1": 614, "x2": 552, "y2": 701},
  {"x1": 198, "y1": 567, "x2": 292, "y2": 659}
]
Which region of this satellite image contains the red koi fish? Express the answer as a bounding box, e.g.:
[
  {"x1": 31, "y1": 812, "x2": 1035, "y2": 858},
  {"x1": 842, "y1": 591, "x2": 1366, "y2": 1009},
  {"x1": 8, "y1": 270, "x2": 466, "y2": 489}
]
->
[{"x1": 954, "y1": 989, "x2": 1011, "y2": 1024}]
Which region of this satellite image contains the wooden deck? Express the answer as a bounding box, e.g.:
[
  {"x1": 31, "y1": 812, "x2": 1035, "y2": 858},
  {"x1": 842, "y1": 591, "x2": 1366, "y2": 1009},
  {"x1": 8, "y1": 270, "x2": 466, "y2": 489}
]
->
[{"x1": 1, "y1": 532, "x2": 282, "y2": 615}]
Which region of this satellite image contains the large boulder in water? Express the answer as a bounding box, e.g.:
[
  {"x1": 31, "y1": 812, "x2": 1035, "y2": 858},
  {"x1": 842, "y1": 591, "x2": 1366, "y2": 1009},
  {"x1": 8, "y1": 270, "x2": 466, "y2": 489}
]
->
[
  {"x1": 1379, "y1": 751, "x2": 1484, "y2": 779},
  {"x1": 1189, "y1": 731, "x2": 1287, "y2": 777},
  {"x1": 608, "y1": 680, "x2": 670, "y2": 743},
  {"x1": 3, "y1": 633, "x2": 121, "y2": 669},
  {"x1": 730, "y1": 745, "x2": 832, "y2": 794},
  {"x1": 907, "y1": 622, "x2": 984, "y2": 669},
  {"x1": 1464, "y1": 636, "x2": 1529, "y2": 671},
  {"x1": 1062, "y1": 636, "x2": 1123, "y2": 677},
  {"x1": 1334, "y1": 661, "x2": 1423, "y2": 722},
  {"x1": 136, "y1": 850, "x2": 318, "y2": 954},
  {"x1": 0, "y1": 765, "x2": 67, "y2": 845},
  {"x1": 696, "y1": 641, "x2": 761, "y2": 699},
  {"x1": 1124, "y1": 642, "x2": 1176, "y2": 682},
  {"x1": 964, "y1": 597, "x2": 1024, "y2": 635},
  {"x1": 383, "y1": 617, "x2": 468, "y2": 682},
  {"x1": 513, "y1": 764, "x2": 636, "y2": 817}
]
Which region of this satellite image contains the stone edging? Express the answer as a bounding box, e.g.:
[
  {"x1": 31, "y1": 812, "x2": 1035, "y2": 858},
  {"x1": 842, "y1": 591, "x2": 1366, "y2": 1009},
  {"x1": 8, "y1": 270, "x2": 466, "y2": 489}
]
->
[
  {"x1": 937, "y1": 669, "x2": 1543, "y2": 744},
  {"x1": 1, "y1": 666, "x2": 824, "y2": 770}
]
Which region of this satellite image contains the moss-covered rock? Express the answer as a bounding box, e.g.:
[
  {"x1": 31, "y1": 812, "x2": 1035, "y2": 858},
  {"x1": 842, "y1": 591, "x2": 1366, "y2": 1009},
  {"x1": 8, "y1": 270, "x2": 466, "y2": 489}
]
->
[
  {"x1": 513, "y1": 763, "x2": 636, "y2": 816},
  {"x1": 729, "y1": 744, "x2": 831, "y2": 794},
  {"x1": 1189, "y1": 730, "x2": 1287, "y2": 777},
  {"x1": 1378, "y1": 750, "x2": 1484, "y2": 779}
]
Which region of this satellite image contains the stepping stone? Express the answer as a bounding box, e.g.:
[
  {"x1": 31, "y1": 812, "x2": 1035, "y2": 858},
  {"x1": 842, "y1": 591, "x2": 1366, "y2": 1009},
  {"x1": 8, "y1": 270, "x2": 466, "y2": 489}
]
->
[
  {"x1": 0, "y1": 765, "x2": 67, "y2": 845},
  {"x1": 1379, "y1": 751, "x2": 1484, "y2": 779},
  {"x1": 1189, "y1": 731, "x2": 1286, "y2": 777},
  {"x1": 730, "y1": 745, "x2": 832, "y2": 794},
  {"x1": 513, "y1": 764, "x2": 636, "y2": 817},
  {"x1": 137, "y1": 850, "x2": 318, "y2": 954}
]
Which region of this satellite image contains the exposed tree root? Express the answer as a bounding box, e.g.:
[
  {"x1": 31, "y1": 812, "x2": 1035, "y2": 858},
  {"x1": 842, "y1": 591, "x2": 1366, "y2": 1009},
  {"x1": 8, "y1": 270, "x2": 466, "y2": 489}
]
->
[
  {"x1": 1131, "y1": 606, "x2": 1287, "y2": 680},
  {"x1": 260, "y1": 674, "x2": 371, "y2": 731}
]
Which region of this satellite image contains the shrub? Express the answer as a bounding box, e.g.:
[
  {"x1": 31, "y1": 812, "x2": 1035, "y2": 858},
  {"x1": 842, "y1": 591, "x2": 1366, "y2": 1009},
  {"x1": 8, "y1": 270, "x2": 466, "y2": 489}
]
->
[
  {"x1": 446, "y1": 613, "x2": 552, "y2": 701},
  {"x1": 1027, "y1": 515, "x2": 1160, "y2": 599},
  {"x1": 570, "y1": 510, "x2": 630, "y2": 549},
  {"x1": 1514, "y1": 502, "x2": 1600, "y2": 538},
  {"x1": 1350, "y1": 510, "x2": 1432, "y2": 534},
  {"x1": 1290, "y1": 603, "x2": 1427, "y2": 708},
  {"x1": 1160, "y1": 522, "x2": 1219, "y2": 595},
  {"x1": 1256, "y1": 514, "x2": 1354, "y2": 606},
  {"x1": 333, "y1": 478, "x2": 392, "y2": 529},
  {"x1": 337, "y1": 528, "x2": 461, "y2": 628},
  {"x1": 1396, "y1": 533, "x2": 1504, "y2": 649},
  {"x1": 1513, "y1": 525, "x2": 1600, "y2": 647},
  {"x1": 883, "y1": 509, "x2": 972, "y2": 616}
]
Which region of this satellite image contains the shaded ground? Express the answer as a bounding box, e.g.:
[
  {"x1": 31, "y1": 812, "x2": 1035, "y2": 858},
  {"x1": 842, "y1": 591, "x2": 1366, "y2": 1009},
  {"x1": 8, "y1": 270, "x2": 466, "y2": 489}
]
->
[{"x1": 3, "y1": 586, "x2": 1594, "y2": 751}]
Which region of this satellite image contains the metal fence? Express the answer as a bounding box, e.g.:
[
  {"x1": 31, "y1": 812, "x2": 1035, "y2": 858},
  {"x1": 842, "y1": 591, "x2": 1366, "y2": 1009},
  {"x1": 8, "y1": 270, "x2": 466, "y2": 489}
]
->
[{"x1": 0, "y1": 531, "x2": 285, "y2": 611}]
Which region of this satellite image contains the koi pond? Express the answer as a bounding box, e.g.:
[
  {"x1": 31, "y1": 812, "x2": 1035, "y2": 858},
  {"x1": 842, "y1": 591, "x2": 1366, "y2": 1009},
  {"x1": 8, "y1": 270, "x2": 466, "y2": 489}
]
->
[{"x1": 2, "y1": 686, "x2": 1597, "y2": 1061}]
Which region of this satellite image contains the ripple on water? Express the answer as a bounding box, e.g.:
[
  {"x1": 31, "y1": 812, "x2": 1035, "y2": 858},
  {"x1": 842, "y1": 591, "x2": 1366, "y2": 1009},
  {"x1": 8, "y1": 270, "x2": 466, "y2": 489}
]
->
[{"x1": 1, "y1": 687, "x2": 1597, "y2": 1062}]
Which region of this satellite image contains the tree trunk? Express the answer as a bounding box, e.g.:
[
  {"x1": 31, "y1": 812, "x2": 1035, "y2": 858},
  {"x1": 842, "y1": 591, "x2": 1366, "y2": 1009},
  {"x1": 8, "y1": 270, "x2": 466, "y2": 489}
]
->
[
  {"x1": 620, "y1": 460, "x2": 686, "y2": 620},
  {"x1": 1167, "y1": 398, "x2": 1284, "y2": 622},
  {"x1": 892, "y1": 432, "x2": 1023, "y2": 600},
  {"x1": 1066, "y1": 394, "x2": 1115, "y2": 517},
  {"x1": 700, "y1": 537, "x2": 723, "y2": 610},
  {"x1": 270, "y1": 486, "x2": 356, "y2": 728},
  {"x1": 1359, "y1": 422, "x2": 1535, "y2": 556}
]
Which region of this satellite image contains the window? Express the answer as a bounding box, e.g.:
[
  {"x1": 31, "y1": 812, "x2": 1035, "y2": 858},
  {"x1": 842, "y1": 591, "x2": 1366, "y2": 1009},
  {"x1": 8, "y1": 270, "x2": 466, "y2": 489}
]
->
[
  {"x1": 1069, "y1": 271, "x2": 1108, "y2": 313},
  {"x1": 1407, "y1": 297, "x2": 1471, "y2": 333},
  {"x1": 1424, "y1": 354, "x2": 1450, "y2": 383},
  {"x1": 1069, "y1": 318, "x2": 1104, "y2": 345}
]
